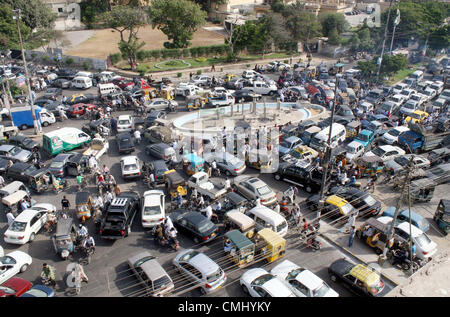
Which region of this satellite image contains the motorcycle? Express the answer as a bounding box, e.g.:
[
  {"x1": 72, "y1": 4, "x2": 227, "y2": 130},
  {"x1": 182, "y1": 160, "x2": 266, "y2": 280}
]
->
[
  {"x1": 387, "y1": 249, "x2": 419, "y2": 272},
  {"x1": 53, "y1": 179, "x2": 67, "y2": 193},
  {"x1": 41, "y1": 276, "x2": 56, "y2": 288},
  {"x1": 168, "y1": 237, "x2": 180, "y2": 251},
  {"x1": 306, "y1": 237, "x2": 322, "y2": 251}
]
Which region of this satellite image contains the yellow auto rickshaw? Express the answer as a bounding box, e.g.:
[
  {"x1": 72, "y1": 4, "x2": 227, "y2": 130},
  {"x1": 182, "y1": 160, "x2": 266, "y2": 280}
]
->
[
  {"x1": 254, "y1": 228, "x2": 286, "y2": 263},
  {"x1": 224, "y1": 73, "x2": 237, "y2": 83},
  {"x1": 346, "y1": 121, "x2": 362, "y2": 140},
  {"x1": 246, "y1": 148, "x2": 274, "y2": 173},
  {"x1": 185, "y1": 95, "x2": 205, "y2": 111},
  {"x1": 75, "y1": 191, "x2": 93, "y2": 223},
  {"x1": 223, "y1": 230, "x2": 255, "y2": 268},
  {"x1": 143, "y1": 87, "x2": 157, "y2": 101},
  {"x1": 158, "y1": 87, "x2": 175, "y2": 100},
  {"x1": 164, "y1": 170, "x2": 187, "y2": 198},
  {"x1": 356, "y1": 217, "x2": 394, "y2": 255},
  {"x1": 224, "y1": 210, "x2": 256, "y2": 239},
  {"x1": 356, "y1": 156, "x2": 385, "y2": 178}
]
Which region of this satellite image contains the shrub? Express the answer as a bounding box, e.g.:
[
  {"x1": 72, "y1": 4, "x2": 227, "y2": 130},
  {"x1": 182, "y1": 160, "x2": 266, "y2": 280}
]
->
[
  {"x1": 177, "y1": 72, "x2": 182, "y2": 78},
  {"x1": 197, "y1": 69, "x2": 202, "y2": 75},
  {"x1": 283, "y1": 60, "x2": 289, "y2": 64},
  {"x1": 166, "y1": 60, "x2": 179, "y2": 66},
  {"x1": 151, "y1": 50, "x2": 161, "y2": 60},
  {"x1": 65, "y1": 58, "x2": 74, "y2": 65},
  {"x1": 137, "y1": 64, "x2": 150, "y2": 76},
  {"x1": 161, "y1": 49, "x2": 170, "y2": 59},
  {"x1": 109, "y1": 53, "x2": 122, "y2": 64},
  {"x1": 182, "y1": 48, "x2": 190, "y2": 58},
  {"x1": 190, "y1": 47, "x2": 198, "y2": 57},
  {"x1": 195, "y1": 57, "x2": 207, "y2": 62},
  {"x1": 216, "y1": 45, "x2": 226, "y2": 55},
  {"x1": 246, "y1": 64, "x2": 251, "y2": 68},
  {"x1": 82, "y1": 61, "x2": 90, "y2": 71},
  {"x1": 136, "y1": 50, "x2": 147, "y2": 61},
  {"x1": 197, "y1": 46, "x2": 205, "y2": 57},
  {"x1": 41, "y1": 55, "x2": 50, "y2": 62},
  {"x1": 203, "y1": 46, "x2": 212, "y2": 56}
]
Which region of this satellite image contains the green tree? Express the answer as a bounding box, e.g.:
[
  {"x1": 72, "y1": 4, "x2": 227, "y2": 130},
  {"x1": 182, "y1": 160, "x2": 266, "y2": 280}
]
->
[
  {"x1": 80, "y1": 0, "x2": 110, "y2": 25},
  {"x1": 428, "y1": 25, "x2": 450, "y2": 51},
  {"x1": 0, "y1": 5, "x2": 31, "y2": 50},
  {"x1": 148, "y1": 0, "x2": 207, "y2": 48},
  {"x1": 119, "y1": 37, "x2": 146, "y2": 71},
  {"x1": 99, "y1": 6, "x2": 149, "y2": 43},
  {"x1": 0, "y1": 0, "x2": 56, "y2": 30},
  {"x1": 327, "y1": 27, "x2": 340, "y2": 45},
  {"x1": 350, "y1": 33, "x2": 360, "y2": 52},
  {"x1": 357, "y1": 26, "x2": 373, "y2": 51},
  {"x1": 319, "y1": 12, "x2": 348, "y2": 37}
]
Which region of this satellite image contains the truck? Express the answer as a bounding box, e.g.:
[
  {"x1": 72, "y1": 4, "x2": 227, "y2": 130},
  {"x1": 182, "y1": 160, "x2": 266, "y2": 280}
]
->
[
  {"x1": 10, "y1": 105, "x2": 56, "y2": 130},
  {"x1": 82, "y1": 136, "x2": 109, "y2": 160},
  {"x1": 42, "y1": 127, "x2": 91, "y2": 156},
  {"x1": 187, "y1": 171, "x2": 227, "y2": 200},
  {"x1": 398, "y1": 123, "x2": 450, "y2": 153},
  {"x1": 243, "y1": 80, "x2": 277, "y2": 96}
]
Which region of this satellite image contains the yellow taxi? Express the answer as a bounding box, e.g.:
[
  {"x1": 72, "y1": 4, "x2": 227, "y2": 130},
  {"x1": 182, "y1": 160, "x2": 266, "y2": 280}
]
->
[
  {"x1": 405, "y1": 110, "x2": 429, "y2": 124},
  {"x1": 224, "y1": 73, "x2": 237, "y2": 82},
  {"x1": 324, "y1": 195, "x2": 357, "y2": 216}
]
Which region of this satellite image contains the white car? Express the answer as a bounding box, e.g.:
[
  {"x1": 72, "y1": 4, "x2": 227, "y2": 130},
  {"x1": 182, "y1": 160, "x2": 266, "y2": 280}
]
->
[
  {"x1": 381, "y1": 126, "x2": 410, "y2": 144},
  {"x1": 421, "y1": 88, "x2": 437, "y2": 102},
  {"x1": 191, "y1": 75, "x2": 211, "y2": 87},
  {"x1": 270, "y1": 260, "x2": 339, "y2": 297},
  {"x1": 400, "y1": 88, "x2": 416, "y2": 100},
  {"x1": 175, "y1": 83, "x2": 201, "y2": 96},
  {"x1": 392, "y1": 83, "x2": 408, "y2": 95},
  {"x1": 430, "y1": 81, "x2": 444, "y2": 95},
  {"x1": 117, "y1": 115, "x2": 133, "y2": 133},
  {"x1": 364, "y1": 145, "x2": 406, "y2": 162},
  {"x1": 145, "y1": 98, "x2": 178, "y2": 111},
  {"x1": 0, "y1": 251, "x2": 32, "y2": 284},
  {"x1": 242, "y1": 70, "x2": 259, "y2": 80},
  {"x1": 410, "y1": 93, "x2": 427, "y2": 107},
  {"x1": 211, "y1": 86, "x2": 234, "y2": 97},
  {"x1": 4, "y1": 207, "x2": 53, "y2": 244},
  {"x1": 120, "y1": 156, "x2": 141, "y2": 179},
  {"x1": 388, "y1": 94, "x2": 405, "y2": 109},
  {"x1": 400, "y1": 99, "x2": 419, "y2": 116},
  {"x1": 141, "y1": 190, "x2": 165, "y2": 228},
  {"x1": 240, "y1": 268, "x2": 296, "y2": 297},
  {"x1": 345, "y1": 141, "x2": 365, "y2": 161}
]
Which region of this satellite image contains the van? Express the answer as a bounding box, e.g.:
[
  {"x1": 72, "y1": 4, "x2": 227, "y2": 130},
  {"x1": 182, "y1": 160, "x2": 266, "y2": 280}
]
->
[
  {"x1": 98, "y1": 83, "x2": 117, "y2": 96},
  {"x1": 75, "y1": 71, "x2": 93, "y2": 79},
  {"x1": 71, "y1": 76, "x2": 92, "y2": 89},
  {"x1": 301, "y1": 126, "x2": 322, "y2": 146},
  {"x1": 245, "y1": 206, "x2": 288, "y2": 237},
  {"x1": 0, "y1": 181, "x2": 30, "y2": 199},
  {"x1": 42, "y1": 127, "x2": 91, "y2": 156},
  {"x1": 410, "y1": 70, "x2": 424, "y2": 83},
  {"x1": 310, "y1": 123, "x2": 346, "y2": 152}
]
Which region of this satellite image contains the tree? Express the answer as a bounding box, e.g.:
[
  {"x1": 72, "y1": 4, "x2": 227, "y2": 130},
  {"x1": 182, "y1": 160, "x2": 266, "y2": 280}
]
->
[
  {"x1": 99, "y1": 6, "x2": 149, "y2": 43},
  {"x1": 350, "y1": 33, "x2": 360, "y2": 52},
  {"x1": 356, "y1": 25, "x2": 373, "y2": 52},
  {"x1": 148, "y1": 0, "x2": 207, "y2": 48},
  {"x1": 119, "y1": 37, "x2": 145, "y2": 71},
  {"x1": 0, "y1": 5, "x2": 31, "y2": 50},
  {"x1": 327, "y1": 27, "x2": 340, "y2": 45},
  {"x1": 428, "y1": 25, "x2": 450, "y2": 51},
  {"x1": 319, "y1": 12, "x2": 348, "y2": 37},
  {"x1": 258, "y1": 12, "x2": 291, "y2": 57},
  {"x1": 0, "y1": 0, "x2": 57, "y2": 30},
  {"x1": 80, "y1": 0, "x2": 111, "y2": 25}
]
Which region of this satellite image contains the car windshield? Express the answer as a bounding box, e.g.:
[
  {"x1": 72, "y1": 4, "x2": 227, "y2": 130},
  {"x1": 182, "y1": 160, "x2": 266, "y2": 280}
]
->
[
  {"x1": 313, "y1": 283, "x2": 331, "y2": 297},
  {"x1": 357, "y1": 134, "x2": 369, "y2": 142},
  {"x1": 415, "y1": 233, "x2": 432, "y2": 248},
  {"x1": 0, "y1": 256, "x2": 15, "y2": 265},
  {"x1": 0, "y1": 286, "x2": 15, "y2": 294},
  {"x1": 257, "y1": 185, "x2": 272, "y2": 196},
  {"x1": 288, "y1": 150, "x2": 303, "y2": 159},
  {"x1": 394, "y1": 157, "x2": 409, "y2": 166},
  {"x1": 120, "y1": 138, "x2": 131, "y2": 145},
  {"x1": 389, "y1": 129, "x2": 401, "y2": 137},
  {"x1": 341, "y1": 203, "x2": 355, "y2": 215},
  {"x1": 9, "y1": 221, "x2": 27, "y2": 232},
  {"x1": 143, "y1": 205, "x2": 161, "y2": 216},
  {"x1": 252, "y1": 274, "x2": 275, "y2": 286},
  {"x1": 411, "y1": 95, "x2": 420, "y2": 101},
  {"x1": 124, "y1": 164, "x2": 138, "y2": 171},
  {"x1": 277, "y1": 221, "x2": 287, "y2": 233},
  {"x1": 363, "y1": 195, "x2": 377, "y2": 206},
  {"x1": 134, "y1": 256, "x2": 155, "y2": 267},
  {"x1": 207, "y1": 268, "x2": 223, "y2": 283},
  {"x1": 405, "y1": 103, "x2": 415, "y2": 109},
  {"x1": 346, "y1": 145, "x2": 358, "y2": 154},
  {"x1": 50, "y1": 161, "x2": 64, "y2": 168},
  {"x1": 118, "y1": 120, "x2": 130, "y2": 125},
  {"x1": 8, "y1": 147, "x2": 21, "y2": 156},
  {"x1": 153, "y1": 276, "x2": 171, "y2": 290},
  {"x1": 279, "y1": 141, "x2": 291, "y2": 148},
  {"x1": 410, "y1": 113, "x2": 421, "y2": 119},
  {"x1": 22, "y1": 139, "x2": 32, "y2": 146},
  {"x1": 371, "y1": 147, "x2": 386, "y2": 157},
  {"x1": 23, "y1": 289, "x2": 48, "y2": 297},
  {"x1": 198, "y1": 219, "x2": 215, "y2": 233}
]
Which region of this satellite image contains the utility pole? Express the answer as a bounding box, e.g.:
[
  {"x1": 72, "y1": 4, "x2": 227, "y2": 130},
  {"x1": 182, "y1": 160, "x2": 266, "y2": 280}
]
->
[
  {"x1": 406, "y1": 170, "x2": 414, "y2": 274},
  {"x1": 389, "y1": 8, "x2": 400, "y2": 54},
  {"x1": 376, "y1": 0, "x2": 394, "y2": 83},
  {"x1": 12, "y1": 9, "x2": 39, "y2": 135},
  {"x1": 378, "y1": 156, "x2": 414, "y2": 266},
  {"x1": 316, "y1": 74, "x2": 339, "y2": 220}
]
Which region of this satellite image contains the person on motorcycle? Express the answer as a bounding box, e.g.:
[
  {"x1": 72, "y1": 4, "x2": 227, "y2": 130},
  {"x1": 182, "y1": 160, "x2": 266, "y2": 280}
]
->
[
  {"x1": 164, "y1": 216, "x2": 174, "y2": 235},
  {"x1": 82, "y1": 235, "x2": 96, "y2": 253},
  {"x1": 213, "y1": 201, "x2": 222, "y2": 213},
  {"x1": 202, "y1": 204, "x2": 213, "y2": 221},
  {"x1": 154, "y1": 224, "x2": 165, "y2": 243},
  {"x1": 41, "y1": 263, "x2": 56, "y2": 285},
  {"x1": 392, "y1": 248, "x2": 409, "y2": 266},
  {"x1": 174, "y1": 193, "x2": 183, "y2": 209},
  {"x1": 77, "y1": 224, "x2": 88, "y2": 240},
  {"x1": 45, "y1": 211, "x2": 57, "y2": 230},
  {"x1": 167, "y1": 227, "x2": 178, "y2": 245},
  {"x1": 134, "y1": 129, "x2": 141, "y2": 145}
]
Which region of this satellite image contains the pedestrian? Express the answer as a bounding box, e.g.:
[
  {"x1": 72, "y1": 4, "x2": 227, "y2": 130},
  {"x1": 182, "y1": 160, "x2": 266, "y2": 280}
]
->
[
  {"x1": 133, "y1": 129, "x2": 141, "y2": 145},
  {"x1": 189, "y1": 72, "x2": 193, "y2": 81},
  {"x1": 6, "y1": 211, "x2": 15, "y2": 227},
  {"x1": 61, "y1": 95, "x2": 67, "y2": 104},
  {"x1": 110, "y1": 117, "x2": 117, "y2": 135},
  {"x1": 59, "y1": 108, "x2": 68, "y2": 121},
  {"x1": 211, "y1": 64, "x2": 216, "y2": 72},
  {"x1": 102, "y1": 164, "x2": 110, "y2": 176},
  {"x1": 348, "y1": 225, "x2": 356, "y2": 248},
  {"x1": 114, "y1": 184, "x2": 121, "y2": 196},
  {"x1": 61, "y1": 195, "x2": 70, "y2": 212}
]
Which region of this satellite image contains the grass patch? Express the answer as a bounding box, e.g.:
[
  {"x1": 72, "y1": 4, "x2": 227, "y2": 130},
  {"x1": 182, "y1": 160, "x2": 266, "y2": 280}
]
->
[{"x1": 387, "y1": 63, "x2": 423, "y2": 85}]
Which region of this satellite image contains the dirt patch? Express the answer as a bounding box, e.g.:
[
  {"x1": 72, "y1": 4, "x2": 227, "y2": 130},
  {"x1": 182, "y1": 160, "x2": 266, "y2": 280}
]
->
[{"x1": 64, "y1": 25, "x2": 225, "y2": 60}]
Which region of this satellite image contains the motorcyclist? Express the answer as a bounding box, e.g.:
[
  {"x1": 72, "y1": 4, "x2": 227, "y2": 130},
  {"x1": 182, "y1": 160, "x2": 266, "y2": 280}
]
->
[
  {"x1": 41, "y1": 263, "x2": 56, "y2": 285},
  {"x1": 174, "y1": 193, "x2": 183, "y2": 209},
  {"x1": 82, "y1": 235, "x2": 96, "y2": 253},
  {"x1": 167, "y1": 227, "x2": 178, "y2": 246},
  {"x1": 77, "y1": 224, "x2": 88, "y2": 240},
  {"x1": 392, "y1": 247, "x2": 409, "y2": 266}
]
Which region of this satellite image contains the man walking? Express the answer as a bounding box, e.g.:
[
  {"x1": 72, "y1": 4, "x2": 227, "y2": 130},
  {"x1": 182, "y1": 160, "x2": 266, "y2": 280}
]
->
[{"x1": 348, "y1": 225, "x2": 356, "y2": 248}]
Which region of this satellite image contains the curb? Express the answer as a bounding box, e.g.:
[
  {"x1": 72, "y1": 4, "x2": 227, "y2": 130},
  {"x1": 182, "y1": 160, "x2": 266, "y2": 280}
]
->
[{"x1": 320, "y1": 231, "x2": 400, "y2": 288}]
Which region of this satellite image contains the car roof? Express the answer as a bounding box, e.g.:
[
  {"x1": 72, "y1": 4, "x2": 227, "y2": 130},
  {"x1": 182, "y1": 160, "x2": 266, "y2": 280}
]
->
[
  {"x1": 188, "y1": 253, "x2": 219, "y2": 275},
  {"x1": 0, "y1": 145, "x2": 15, "y2": 150},
  {"x1": 296, "y1": 269, "x2": 325, "y2": 291},
  {"x1": 396, "y1": 221, "x2": 423, "y2": 237},
  {"x1": 326, "y1": 195, "x2": 347, "y2": 206},
  {"x1": 121, "y1": 156, "x2": 138, "y2": 164},
  {"x1": 143, "y1": 190, "x2": 163, "y2": 206},
  {"x1": 14, "y1": 209, "x2": 40, "y2": 222},
  {"x1": 118, "y1": 115, "x2": 132, "y2": 120}
]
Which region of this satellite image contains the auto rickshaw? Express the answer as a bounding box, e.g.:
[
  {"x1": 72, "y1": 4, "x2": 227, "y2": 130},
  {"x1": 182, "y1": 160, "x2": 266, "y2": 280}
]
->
[
  {"x1": 254, "y1": 228, "x2": 286, "y2": 263},
  {"x1": 346, "y1": 121, "x2": 362, "y2": 140},
  {"x1": 434, "y1": 199, "x2": 450, "y2": 235},
  {"x1": 245, "y1": 148, "x2": 274, "y2": 173},
  {"x1": 158, "y1": 87, "x2": 175, "y2": 100},
  {"x1": 224, "y1": 191, "x2": 249, "y2": 214},
  {"x1": 224, "y1": 210, "x2": 256, "y2": 239},
  {"x1": 182, "y1": 153, "x2": 205, "y2": 176},
  {"x1": 329, "y1": 63, "x2": 345, "y2": 76},
  {"x1": 66, "y1": 153, "x2": 89, "y2": 176},
  {"x1": 27, "y1": 168, "x2": 53, "y2": 193},
  {"x1": 356, "y1": 217, "x2": 394, "y2": 255},
  {"x1": 356, "y1": 156, "x2": 385, "y2": 178},
  {"x1": 165, "y1": 170, "x2": 187, "y2": 198},
  {"x1": 75, "y1": 191, "x2": 93, "y2": 223},
  {"x1": 185, "y1": 95, "x2": 205, "y2": 111},
  {"x1": 1, "y1": 190, "x2": 35, "y2": 217},
  {"x1": 52, "y1": 217, "x2": 77, "y2": 260},
  {"x1": 223, "y1": 230, "x2": 255, "y2": 268},
  {"x1": 408, "y1": 178, "x2": 436, "y2": 203},
  {"x1": 143, "y1": 87, "x2": 157, "y2": 101}
]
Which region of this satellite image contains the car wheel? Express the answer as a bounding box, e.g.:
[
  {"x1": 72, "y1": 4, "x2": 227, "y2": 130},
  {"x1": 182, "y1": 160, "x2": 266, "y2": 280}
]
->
[
  {"x1": 225, "y1": 170, "x2": 231, "y2": 177},
  {"x1": 330, "y1": 274, "x2": 337, "y2": 282},
  {"x1": 42, "y1": 121, "x2": 49, "y2": 127},
  {"x1": 200, "y1": 288, "x2": 206, "y2": 295},
  {"x1": 29, "y1": 232, "x2": 35, "y2": 242},
  {"x1": 241, "y1": 284, "x2": 249, "y2": 294},
  {"x1": 274, "y1": 174, "x2": 281, "y2": 181},
  {"x1": 20, "y1": 264, "x2": 29, "y2": 273},
  {"x1": 20, "y1": 124, "x2": 27, "y2": 130},
  {"x1": 269, "y1": 91, "x2": 275, "y2": 96}
]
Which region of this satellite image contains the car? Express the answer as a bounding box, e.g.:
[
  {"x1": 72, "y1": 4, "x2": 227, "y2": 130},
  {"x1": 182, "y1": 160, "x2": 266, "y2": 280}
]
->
[
  {"x1": 44, "y1": 87, "x2": 62, "y2": 99},
  {"x1": 117, "y1": 114, "x2": 134, "y2": 133},
  {"x1": 67, "y1": 103, "x2": 97, "y2": 118},
  {"x1": 19, "y1": 284, "x2": 55, "y2": 297},
  {"x1": 56, "y1": 69, "x2": 77, "y2": 80},
  {"x1": 116, "y1": 132, "x2": 135, "y2": 154},
  {"x1": 270, "y1": 260, "x2": 339, "y2": 297},
  {"x1": 0, "y1": 250, "x2": 32, "y2": 284},
  {"x1": 145, "y1": 143, "x2": 176, "y2": 161},
  {"x1": 421, "y1": 88, "x2": 437, "y2": 102},
  {"x1": 120, "y1": 156, "x2": 141, "y2": 179},
  {"x1": 240, "y1": 268, "x2": 295, "y2": 297},
  {"x1": 286, "y1": 86, "x2": 309, "y2": 100},
  {"x1": 52, "y1": 78, "x2": 71, "y2": 89},
  {"x1": 306, "y1": 194, "x2": 357, "y2": 217},
  {"x1": 144, "y1": 160, "x2": 169, "y2": 184},
  {"x1": 385, "y1": 154, "x2": 431, "y2": 174},
  {"x1": 141, "y1": 190, "x2": 165, "y2": 229},
  {"x1": 145, "y1": 98, "x2": 178, "y2": 112},
  {"x1": 127, "y1": 251, "x2": 174, "y2": 297},
  {"x1": 274, "y1": 163, "x2": 325, "y2": 193},
  {"x1": 327, "y1": 186, "x2": 381, "y2": 217},
  {"x1": 242, "y1": 70, "x2": 259, "y2": 79},
  {"x1": 400, "y1": 88, "x2": 416, "y2": 100},
  {"x1": 204, "y1": 151, "x2": 246, "y2": 176},
  {"x1": 233, "y1": 175, "x2": 277, "y2": 206},
  {"x1": 0, "y1": 277, "x2": 32, "y2": 297},
  {"x1": 145, "y1": 111, "x2": 166, "y2": 127},
  {"x1": 34, "y1": 97, "x2": 56, "y2": 107},
  {"x1": 345, "y1": 141, "x2": 365, "y2": 161},
  {"x1": 3, "y1": 205, "x2": 55, "y2": 244},
  {"x1": 410, "y1": 93, "x2": 427, "y2": 107},
  {"x1": 0, "y1": 158, "x2": 10, "y2": 175},
  {"x1": 6, "y1": 162, "x2": 37, "y2": 183},
  {"x1": 191, "y1": 75, "x2": 212, "y2": 87},
  {"x1": 400, "y1": 99, "x2": 420, "y2": 116},
  {"x1": 381, "y1": 126, "x2": 410, "y2": 145},
  {"x1": 48, "y1": 153, "x2": 74, "y2": 177},
  {"x1": 405, "y1": 110, "x2": 429, "y2": 124},
  {"x1": 363, "y1": 145, "x2": 406, "y2": 162},
  {"x1": 426, "y1": 162, "x2": 450, "y2": 184},
  {"x1": 0, "y1": 145, "x2": 32, "y2": 163},
  {"x1": 170, "y1": 209, "x2": 219, "y2": 243},
  {"x1": 172, "y1": 249, "x2": 226, "y2": 294},
  {"x1": 232, "y1": 90, "x2": 262, "y2": 102},
  {"x1": 67, "y1": 93, "x2": 96, "y2": 105},
  {"x1": 279, "y1": 136, "x2": 303, "y2": 156},
  {"x1": 328, "y1": 259, "x2": 385, "y2": 296},
  {"x1": 381, "y1": 206, "x2": 430, "y2": 232},
  {"x1": 7, "y1": 134, "x2": 39, "y2": 152}
]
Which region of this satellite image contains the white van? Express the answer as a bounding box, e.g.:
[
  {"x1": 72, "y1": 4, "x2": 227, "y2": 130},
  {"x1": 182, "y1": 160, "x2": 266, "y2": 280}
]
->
[
  {"x1": 309, "y1": 123, "x2": 346, "y2": 152},
  {"x1": 98, "y1": 83, "x2": 118, "y2": 96},
  {"x1": 245, "y1": 206, "x2": 288, "y2": 237},
  {"x1": 71, "y1": 76, "x2": 93, "y2": 89},
  {"x1": 75, "y1": 71, "x2": 93, "y2": 79},
  {"x1": 410, "y1": 70, "x2": 424, "y2": 83}
]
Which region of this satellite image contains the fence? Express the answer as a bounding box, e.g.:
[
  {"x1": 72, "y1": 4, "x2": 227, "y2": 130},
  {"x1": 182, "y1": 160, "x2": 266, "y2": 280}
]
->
[{"x1": 25, "y1": 48, "x2": 107, "y2": 70}]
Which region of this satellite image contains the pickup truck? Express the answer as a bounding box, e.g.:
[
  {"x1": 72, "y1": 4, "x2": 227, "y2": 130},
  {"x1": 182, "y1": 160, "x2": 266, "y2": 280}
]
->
[
  {"x1": 82, "y1": 137, "x2": 109, "y2": 160},
  {"x1": 205, "y1": 94, "x2": 235, "y2": 108},
  {"x1": 187, "y1": 171, "x2": 227, "y2": 200},
  {"x1": 398, "y1": 123, "x2": 450, "y2": 153},
  {"x1": 243, "y1": 81, "x2": 277, "y2": 96}
]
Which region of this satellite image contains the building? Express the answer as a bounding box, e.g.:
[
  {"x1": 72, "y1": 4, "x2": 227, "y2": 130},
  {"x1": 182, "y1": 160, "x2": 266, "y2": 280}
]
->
[{"x1": 44, "y1": 0, "x2": 83, "y2": 31}]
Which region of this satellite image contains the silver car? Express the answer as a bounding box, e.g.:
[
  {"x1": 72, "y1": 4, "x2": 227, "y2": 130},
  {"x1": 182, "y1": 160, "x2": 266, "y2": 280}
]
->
[
  {"x1": 232, "y1": 175, "x2": 277, "y2": 206},
  {"x1": 127, "y1": 251, "x2": 174, "y2": 297},
  {"x1": 204, "y1": 151, "x2": 246, "y2": 176},
  {"x1": 173, "y1": 249, "x2": 226, "y2": 294},
  {"x1": 145, "y1": 98, "x2": 178, "y2": 112},
  {"x1": 145, "y1": 143, "x2": 176, "y2": 162},
  {"x1": 0, "y1": 145, "x2": 32, "y2": 163}
]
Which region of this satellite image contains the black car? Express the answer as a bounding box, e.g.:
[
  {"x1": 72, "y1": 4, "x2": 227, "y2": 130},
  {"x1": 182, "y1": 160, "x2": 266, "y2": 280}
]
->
[
  {"x1": 232, "y1": 90, "x2": 262, "y2": 102},
  {"x1": 328, "y1": 259, "x2": 385, "y2": 297},
  {"x1": 7, "y1": 134, "x2": 40, "y2": 152},
  {"x1": 145, "y1": 111, "x2": 166, "y2": 127},
  {"x1": 169, "y1": 210, "x2": 219, "y2": 243},
  {"x1": 34, "y1": 97, "x2": 56, "y2": 107},
  {"x1": 56, "y1": 69, "x2": 77, "y2": 80},
  {"x1": 44, "y1": 87, "x2": 62, "y2": 99},
  {"x1": 99, "y1": 192, "x2": 140, "y2": 239},
  {"x1": 116, "y1": 132, "x2": 135, "y2": 153},
  {"x1": 327, "y1": 186, "x2": 381, "y2": 217},
  {"x1": 52, "y1": 78, "x2": 71, "y2": 89},
  {"x1": 274, "y1": 162, "x2": 326, "y2": 193},
  {"x1": 6, "y1": 162, "x2": 37, "y2": 183},
  {"x1": 144, "y1": 160, "x2": 168, "y2": 184},
  {"x1": 0, "y1": 158, "x2": 10, "y2": 174}
]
